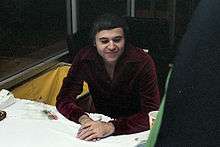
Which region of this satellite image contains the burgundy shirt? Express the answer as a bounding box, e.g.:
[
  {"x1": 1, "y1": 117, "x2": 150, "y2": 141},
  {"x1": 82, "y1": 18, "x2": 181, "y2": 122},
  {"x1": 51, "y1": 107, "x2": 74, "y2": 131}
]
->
[{"x1": 56, "y1": 44, "x2": 160, "y2": 135}]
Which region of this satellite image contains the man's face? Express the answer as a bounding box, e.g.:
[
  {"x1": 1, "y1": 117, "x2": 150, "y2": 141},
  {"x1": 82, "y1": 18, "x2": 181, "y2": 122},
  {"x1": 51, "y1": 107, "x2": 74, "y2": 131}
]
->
[{"x1": 95, "y1": 27, "x2": 125, "y2": 64}]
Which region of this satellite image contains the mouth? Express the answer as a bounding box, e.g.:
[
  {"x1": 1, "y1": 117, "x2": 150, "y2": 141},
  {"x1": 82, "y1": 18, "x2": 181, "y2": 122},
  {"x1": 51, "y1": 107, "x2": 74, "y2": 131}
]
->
[
  {"x1": 105, "y1": 52, "x2": 118, "y2": 57},
  {"x1": 105, "y1": 51, "x2": 118, "y2": 54}
]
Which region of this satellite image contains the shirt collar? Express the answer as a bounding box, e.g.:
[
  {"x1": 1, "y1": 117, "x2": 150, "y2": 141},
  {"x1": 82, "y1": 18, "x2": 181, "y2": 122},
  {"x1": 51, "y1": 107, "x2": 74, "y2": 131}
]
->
[{"x1": 121, "y1": 44, "x2": 145, "y2": 63}]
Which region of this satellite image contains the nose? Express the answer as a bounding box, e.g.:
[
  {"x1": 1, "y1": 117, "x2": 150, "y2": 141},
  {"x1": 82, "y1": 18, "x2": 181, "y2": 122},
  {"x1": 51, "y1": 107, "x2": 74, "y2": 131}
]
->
[{"x1": 108, "y1": 40, "x2": 116, "y2": 50}]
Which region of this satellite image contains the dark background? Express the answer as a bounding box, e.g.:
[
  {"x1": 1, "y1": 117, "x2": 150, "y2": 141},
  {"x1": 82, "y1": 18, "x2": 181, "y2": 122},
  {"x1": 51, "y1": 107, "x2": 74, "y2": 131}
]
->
[
  {"x1": 0, "y1": 0, "x2": 67, "y2": 57},
  {"x1": 0, "y1": 0, "x2": 201, "y2": 95}
]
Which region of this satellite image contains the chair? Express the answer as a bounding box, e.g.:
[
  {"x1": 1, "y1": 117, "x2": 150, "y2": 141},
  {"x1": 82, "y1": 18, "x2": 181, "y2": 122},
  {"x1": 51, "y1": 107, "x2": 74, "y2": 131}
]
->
[
  {"x1": 12, "y1": 62, "x2": 89, "y2": 106},
  {"x1": 125, "y1": 17, "x2": 172, "y2": 96}
]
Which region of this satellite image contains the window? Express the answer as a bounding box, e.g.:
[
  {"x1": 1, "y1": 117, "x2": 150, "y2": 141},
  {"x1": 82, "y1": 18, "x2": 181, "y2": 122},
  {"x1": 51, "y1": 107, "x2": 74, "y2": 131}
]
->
[{"x1": 0, "y1": 0, "x2": 68, "y2": 88}]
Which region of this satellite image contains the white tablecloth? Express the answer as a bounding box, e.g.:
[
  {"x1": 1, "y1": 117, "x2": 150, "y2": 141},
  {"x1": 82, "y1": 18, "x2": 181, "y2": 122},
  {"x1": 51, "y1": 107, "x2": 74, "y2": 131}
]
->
[{"x1": 0, "y1": 99, "x2": 149, "y2": 147}]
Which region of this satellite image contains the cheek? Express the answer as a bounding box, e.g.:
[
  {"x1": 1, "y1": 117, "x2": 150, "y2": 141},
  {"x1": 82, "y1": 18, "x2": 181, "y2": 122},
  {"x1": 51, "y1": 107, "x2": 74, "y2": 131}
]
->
[
  {"x1": 118, "y1": 41, "x2": 125, "y2": 50},
  {"x1": 95, "y1": 42, "x2": 104, "y2": 50},
  {"x1": 96, "y1": 45, "x2": 105, "y2": 55},
  {"x1": 119, "y1": 39, "x2": 125, "y2": 47}
]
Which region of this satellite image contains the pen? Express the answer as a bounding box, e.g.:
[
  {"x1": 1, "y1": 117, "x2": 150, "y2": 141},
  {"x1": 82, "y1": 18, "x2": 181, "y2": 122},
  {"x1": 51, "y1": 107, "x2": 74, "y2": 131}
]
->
[{"x1": 42, "y1": 110, "x2": 58, "y2": 120}]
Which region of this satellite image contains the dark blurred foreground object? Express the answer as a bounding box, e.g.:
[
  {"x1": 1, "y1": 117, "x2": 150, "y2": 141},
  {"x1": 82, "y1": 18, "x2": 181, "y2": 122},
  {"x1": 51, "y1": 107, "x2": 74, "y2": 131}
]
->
[{"x1": 155, "y1": 0, "x2": 220, "y2": 146}]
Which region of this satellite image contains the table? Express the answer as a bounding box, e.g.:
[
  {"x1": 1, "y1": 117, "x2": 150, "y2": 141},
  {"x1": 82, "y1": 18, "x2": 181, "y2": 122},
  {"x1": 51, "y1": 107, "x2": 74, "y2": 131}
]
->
[{"x1": 0, "y1": 99, "x2": 150, "y2": 147}]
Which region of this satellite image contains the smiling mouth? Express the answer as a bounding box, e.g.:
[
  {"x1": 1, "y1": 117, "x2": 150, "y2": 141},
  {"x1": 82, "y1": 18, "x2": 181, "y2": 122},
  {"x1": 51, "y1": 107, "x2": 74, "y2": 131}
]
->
[
  {"x1": 106, "y1": 53, "x2": 118, "y2": 58},
  {"x1": 105, "y1": 51, "x2": 118, "y2": 54}
]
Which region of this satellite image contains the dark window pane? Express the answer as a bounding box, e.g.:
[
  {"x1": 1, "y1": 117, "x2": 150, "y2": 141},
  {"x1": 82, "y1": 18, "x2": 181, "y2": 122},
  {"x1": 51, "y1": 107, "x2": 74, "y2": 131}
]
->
[{"x1": 0, "y1": 0, "x2": 67, "y2": 82}]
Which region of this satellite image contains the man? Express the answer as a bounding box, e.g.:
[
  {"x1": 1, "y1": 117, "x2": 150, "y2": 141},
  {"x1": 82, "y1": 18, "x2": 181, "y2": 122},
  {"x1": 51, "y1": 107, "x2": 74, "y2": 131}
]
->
[{"x1": 56, "y1": 13, "x2": 160, "y2": 141}]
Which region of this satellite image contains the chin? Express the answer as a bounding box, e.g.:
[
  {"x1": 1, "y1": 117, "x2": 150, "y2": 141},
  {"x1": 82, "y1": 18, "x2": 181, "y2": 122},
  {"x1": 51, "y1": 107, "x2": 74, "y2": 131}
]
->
[{"x1": 105, "y1": 58, "x2": 118, "y2": 63}]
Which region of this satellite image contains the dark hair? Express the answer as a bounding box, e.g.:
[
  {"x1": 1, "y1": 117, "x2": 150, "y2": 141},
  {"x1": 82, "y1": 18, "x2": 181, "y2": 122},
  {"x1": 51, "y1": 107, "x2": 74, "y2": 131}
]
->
[{"x1": 90, "y1": 13, "x2": 129, "y2": 44}]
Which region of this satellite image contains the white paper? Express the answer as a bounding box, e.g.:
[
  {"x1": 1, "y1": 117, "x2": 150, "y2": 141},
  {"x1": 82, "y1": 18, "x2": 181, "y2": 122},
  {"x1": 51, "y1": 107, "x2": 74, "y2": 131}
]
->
[{"x1": 0, "y1": 89, "x2": 16, "y2": 109}]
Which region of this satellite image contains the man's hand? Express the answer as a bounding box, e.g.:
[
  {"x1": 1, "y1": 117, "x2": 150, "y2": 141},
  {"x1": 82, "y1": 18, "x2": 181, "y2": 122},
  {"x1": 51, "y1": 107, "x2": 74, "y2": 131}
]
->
[
  {"x1": 77, "y1": 119, "x2": 115, "y2": 141},
  {"x1": 78, "y1": 115, "x2": 93, "y2": 125}
]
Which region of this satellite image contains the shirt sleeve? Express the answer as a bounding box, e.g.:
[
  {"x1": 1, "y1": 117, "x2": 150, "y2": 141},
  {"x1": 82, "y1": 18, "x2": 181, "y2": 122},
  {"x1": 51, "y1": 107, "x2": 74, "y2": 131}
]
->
[
  {"x1": 110, "y1": 55, "x2": 160, "y2": 135},
  {"x1": 56, "y1": 52, "x2": 87, "y2": 123}
]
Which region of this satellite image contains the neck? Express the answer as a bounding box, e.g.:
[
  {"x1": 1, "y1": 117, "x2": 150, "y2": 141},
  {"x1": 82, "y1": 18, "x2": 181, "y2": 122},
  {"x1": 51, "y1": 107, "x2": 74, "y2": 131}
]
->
[
  {"x1": 104, "y1": 60, "x2": 116, "y2": 67},
  {"x1": 104, "y1": 61, "x2": 116, "y2": 80}
]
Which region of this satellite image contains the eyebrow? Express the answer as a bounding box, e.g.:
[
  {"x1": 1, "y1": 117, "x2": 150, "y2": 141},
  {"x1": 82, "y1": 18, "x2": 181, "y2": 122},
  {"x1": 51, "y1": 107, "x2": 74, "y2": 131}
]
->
[{"x1": 99, "y1": 36, "x2": 123, "y2": 40}]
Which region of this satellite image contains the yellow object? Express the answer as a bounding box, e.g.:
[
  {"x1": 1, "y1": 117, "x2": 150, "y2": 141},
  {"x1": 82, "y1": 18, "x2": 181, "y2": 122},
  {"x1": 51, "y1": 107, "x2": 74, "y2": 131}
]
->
[{"x1": 12, "y1": 62, "x2": 89, "y2": 106}]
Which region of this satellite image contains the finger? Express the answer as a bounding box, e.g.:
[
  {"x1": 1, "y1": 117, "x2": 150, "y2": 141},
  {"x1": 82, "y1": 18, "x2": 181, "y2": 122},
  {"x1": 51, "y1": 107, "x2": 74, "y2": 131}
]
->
[
  {"x1": 78, "y1": 128, "x2": 94, "y2": 140},
  {"x1": 79, "y1": 132, "x2": 94, "y2": 140},
  {"x1": 95, "y1": 138, "x2": 101, "y2": 141},
  {"x1": 91, "y1": 138, "x2": 100, "y2": 142},
  {"x1": 78, "y1": 124, "x2": 90, "y2": 132},
  {"x1": 80, "y1": 123, "x2": 92, "y2": 129},
  {"x1": 77, "y1": 128, "x2": 88, "y2": 137},
  {"x1": 84, "y1": 134, "x2": 99, "y2": 141},
  {"x1": 77, "y1": 127, "x2": 89, "y2": 137}
]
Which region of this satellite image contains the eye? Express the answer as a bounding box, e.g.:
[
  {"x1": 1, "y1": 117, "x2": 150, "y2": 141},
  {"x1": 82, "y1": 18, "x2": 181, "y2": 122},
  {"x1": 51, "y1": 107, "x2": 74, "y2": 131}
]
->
[
  {"x1": 112, "y1": 36, "x2": 123, "y2": 43},
  {"x1": 112, "y1": 38, "x2": 122, "y2": 43},
  {"x1": 99, "y1": 39, "x2": 109, "y2": 44}
]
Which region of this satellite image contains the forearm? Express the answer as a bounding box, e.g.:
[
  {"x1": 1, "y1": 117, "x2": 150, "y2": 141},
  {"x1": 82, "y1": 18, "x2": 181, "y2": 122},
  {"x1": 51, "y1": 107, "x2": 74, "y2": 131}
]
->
[
  {"x1": 110, "y1": 95, "x2": 159, "y2": 135},
  {"x1": 56, "y1": 76, "x2": 85, "y2": 123},
  {"x1": 110, "y1": 112, "x2": 152, "y2": 135},
  {"x1": 56, "y1": 97, "x2": 86, "y2": 123}
]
